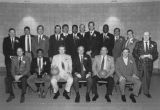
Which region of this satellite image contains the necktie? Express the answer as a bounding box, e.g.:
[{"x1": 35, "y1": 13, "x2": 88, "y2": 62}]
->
[
  {"x1": 11, "y1": 38, "x2": 14, "y2": 49},
  {"x1": 19, "y1": 57, "x2": 22, "y2": 68},
  {"x1": 27, "y1": 36, "x2": 30, "y2": 52},
  {"x1": 145, "y1": 42, "x2": 149, "y2": 52},
  {"x1": 61, "y1": 62, "x2": 65, "y2": 70},
  {"x1": 39, "y1": 58, "x2": 41, "y2": 69},
  {"x1": 80, "y1": 55, "x2": 84, "y2": 72},
  {"x1": 101, "y1": 56, "x2": 105, "y2": 70}
]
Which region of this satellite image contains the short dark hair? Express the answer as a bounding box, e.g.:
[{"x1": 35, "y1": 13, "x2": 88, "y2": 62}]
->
[
  {"x1": 58, "y1": 45, "x2": 66, "y2": 50},
  {"x1": 8, "y1": 28, "x2": 16, "y2": 33},
  {"x1": 36, "y1": 49, "x2": 44, "y2": 53},
  {"x1": 55, "y1": 25, "x2": 61, "y2": 30},
  {"x1": 114, "y1": 28, "x2": 120, "y2": 33},
  {"x1": 37, "y1": 25, "x2": 44, "y2": 31},
  {"x1": 122, "y1": 48, "x2": 130, "y2": 53},
  {"x1": 72, "y1": 25, "x2": 78, "y2": 29},
  {"x1": 62, "y1": 24, "x2": 69, "y2": 29},
  {"x1": 24, "y1": 26, "x2": 30, "y2": 31},
  {"x1": 127, "y1": 29, "x2": 133, "y2": 34},
  {"x1": 88, "y1": 21, "x2": 95, "y2": 27}
]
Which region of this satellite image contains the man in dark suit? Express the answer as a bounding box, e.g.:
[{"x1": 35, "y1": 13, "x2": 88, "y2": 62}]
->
[
  {"x1": 112, "y1": 28, "x2": 126, "y2": 61},
  {"x1": 3, "y1": 28, "x2": 20, "y2": 93},
  {"x1": 100, "y1": 24, "x2": 114, "y2": 56},
  {"x1": 66, "y1": 25, "x2": 80, "y2": 59},
  {"x1": 133, "y1": 32, "x2": 158, "y2": 98},
  {"x1": 32, "y1": 25, "x2": 49, "y2": 58},
  {"x1": 49, "y1": 25, "x2": 66, "y2": 60},
  {"x1": 77, "y1": 24, "x2": 86, "y2": 48},
  {"x1": 19, "y1": 26, "x2": 35, "y2": 61},
  {"x1": 84, "y1": 21, "x2": 101, "y2": 58},
  {"x1": 6, "y1": 47, "x2": 30, "y2": 103},
  {"x1": 61, "y1": 24, "x2": 70, "y2": 39},
  {"x1": 116, "y1": 48, "x2": 141, "y2": 103},
  {"x1": 92, "y1": 46, "x2": 115, "y2": 102},
  {"x1": 27, "y1": 49, "x2": 50, "y2": 98},
  {"x1": 73, "y1": 46, "x2": 92, "y2": 103}
]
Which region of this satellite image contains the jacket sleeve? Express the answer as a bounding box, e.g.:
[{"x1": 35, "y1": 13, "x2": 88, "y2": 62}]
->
[
  {"x1": 152, "y1": 42, "x2": 158, "y2": 61},
  {"x1": 22, "y1": 57, "x2": 31, "y2": 76},
  {"x1": 115, "y1": 58, "x2": 122, "y2": 78},
  {"x1": 108, "y1": 57, "x2": 115, "y2": 76},
  {"x1": 132, "y1": 42, "x2": 140, "y2": 60},
  {"x1": 92, "y1": 56, "x2": 98, "y2": 76}
]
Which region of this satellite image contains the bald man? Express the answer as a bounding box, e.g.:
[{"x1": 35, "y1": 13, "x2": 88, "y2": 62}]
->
[{"x1": 133, "y1": 32, "x2": 158, "y2": 98}]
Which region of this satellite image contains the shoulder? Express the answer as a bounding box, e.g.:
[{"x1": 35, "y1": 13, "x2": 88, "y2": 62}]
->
[
  {"x1": 84, "y1": 54, "x2": 91, "y2": 60},
  {"x1": 65, "y1": 54, "x2": 71, "y2": 59},
  {"x1": 43, "y1": 35, "x2": 49, "y2": 39},
  {"x1": 150, "y1": 40, "x2": 157, "y2": 45},
  {"x1": 53, "y1": 54, "x2": 59, "y2": 58},
  {"x1": 23, "y1": 56, "x2": 30, "y2": 61},
  {"x1": 95, "y1": 31, "x2": 100, "y2": 34},
  {"x1": 11, "y1": 56, "x2": 18, "y2": 62},
  {"x1": 108, "y1": 33, "x2": 114, "y2": 37},
  {"x1": 116, "y1": 57, "x2": 122, "y2": 63},
  {"x1": 94, "y1": 55, "x2": 101, "y2": 60},
  {"x1": 107, "y1": 55, "x2": 114, "y2": 61}
]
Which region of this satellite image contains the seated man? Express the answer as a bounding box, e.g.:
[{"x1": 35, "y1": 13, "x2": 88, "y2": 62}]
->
[
  {"x1": 27, "y1": 49, "x2": 50, "y2": 98},
  {"x1": 6, "y1": 47, "x2": 30, "y2": 103},
  {"x1": 115, "y1": 48, "x2": 141, "y2": 103},
  {"x1": 73, "y1": 46, "x2": 92, "y2": 103},
  {"x1": 92, "y1": 46, "x2": 114, "y2": 102},
  {"x1": 51, "y1": 45, "x2": 73, "y2": 99}
]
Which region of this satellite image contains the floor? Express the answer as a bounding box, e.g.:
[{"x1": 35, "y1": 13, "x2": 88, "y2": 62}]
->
[{"x1": 0, "y1": 75, "x2": 160, "y2": 110}]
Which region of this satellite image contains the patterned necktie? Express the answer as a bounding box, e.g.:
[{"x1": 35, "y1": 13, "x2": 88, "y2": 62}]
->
[
  {"x1": 61, "y1": 62, "x2": 65, "y2": 70},
  {"x1": 80, "y1": 55, "x2": 84, "y2": 72},
  {"x1": 145, "y1": 42, "x2": 149, "y2": 52},
  {"x1": 19, "y1": 57, "x2": 22, "y2": 68},
  {"x1": 101, "y1": 56, "x2": 105, "y2": 70},
  {"x1": 27, "y1": 36, "x2": 30, "y2": 52}
]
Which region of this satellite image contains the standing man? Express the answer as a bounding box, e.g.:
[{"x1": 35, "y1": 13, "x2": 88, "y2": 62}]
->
[
  {"x1": 20, "y1": 26, "x2": 35, "y2": 61},
  {"x1": 51, "y1": 45, "x2": 73, "y2": 100},
  {"x1": 100, "y1": 24, "x2": 114, "y2": 56},
  {"x1": 73, "y1": 46, "x2": 92, "y2": 103},
  {"x1": 124, "y1": 29, "x2": 139, "y2": 55},
  {"x1": 92, "y1": 46, "x2": 115, "y2": 102},
  {"x1": 84, "y1": 21, "x2": 101, "y2": 58},
  {"x1": 116, "y1": 48, "x2": 141, "y2": 103},
  {"x1": 61, "y1": 24, "x2": 70, "y2": 39},
  {"x1": 66, "y1": 25, "x2": 80, "y2": 59},
  {"x1": 27, "y1": 49, "x2": 50, "y2": 98},
  {"x1": 133, "y1": 32, "x2": 158, "y2": 98},
  {"x1": 6, "y1": 48, "x2": 30, "y2": 103},
  {"x1": 32, "y1": 25, "x2": 49, "y2": 58},
  {"x1": 49, "y1": 25, "x2": 65, "y2": 60},
  {"x1": 77, "y1": 24, "x2": 86, "y2": 48},
  {"x1": 112, "y1": 28, "x2": 126, "y2": 61},
  {"x1": 3, "y1": 28, "x2": 20, "y2": 93}
]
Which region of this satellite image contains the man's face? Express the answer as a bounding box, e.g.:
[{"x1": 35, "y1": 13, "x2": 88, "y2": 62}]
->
[
  {"x1": 63, "y1": 26, "x2": 69, "y2": 33},
  {"x1": 17, "y1": 48, "x2": 23, "y2": 57},
  {"x1": 143, "y1": 32, "x2": 150, "y2": 41},
  {"x1": 55, "y1": 27, "x2": 61, "y2": 34},
  {"x1": 72, "y1": 26, "x2": 78, "y2": 34},
  {"x1": 37, "y1": 51, "x2": 43, "y2": 58},
  {"x1": 79, "y1": 25, "x2": 85, "y2": 33},
  {"x1": 100, "y1": 47, "x2": 108, "y2": 56},
  {"x1": 59, "y1": 47, "x2": 65, "y2": 54},
  {"x1": 88, "y1": 23, "x2": 94, "y2": 31},
  {"x1": 78, "y1": 46, "x2": 84, "y2": 55},
  {"x1": 24, "y1": 28, "x2": 30, "y2": 35},
  {"x1": 9, "y1": 30, "x2": 16, "y2": 38},
  {"x1": 114, "y1": 29, "x2": 120, "y2": 36},
  {"x1": 37, "y1": 27, "x2": 44, "y2": 35},
  {"x1": 122, "y1": 49, "x2": 129, "y2": 58},
  {"x1": 127, "y1": 31, "x2": 133, "y2": 39},
  {"x1": 103, "y1": 25, "x2": 109, "y2": 33}
]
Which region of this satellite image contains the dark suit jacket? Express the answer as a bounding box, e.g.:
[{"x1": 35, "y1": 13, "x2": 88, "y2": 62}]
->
[
  {"x1": 100, "y1": 33, "x2": 114, "y2": 56},
  {"x1": 84, "y1": 30, "x2": 101, "y2": 57},
  {"x1": 72, "y1": 54, "x2": 92, "y2": 76},
  {"x1": 32, "y1": 35, "x2": 49, "y2": 58},
  {"x1": 19, "y1": 34, "x2": 35, "y2": 55},
  {"x1": 112, "y1": 36, "x2": 126, "y2": 61},
  {"x1": 3, "y1": 36, "x2": 20, "y2": 62},
  {"x1": 49, "y1": 34, "x2": 66, "y2": 57},
  {"x1": 11, "y1": 56, "x2": 30, "y2": 76},
  {"x1": 77, "y1": 32, "x2": 86, "y2": 48},
  {"x1": 115, "y1": 56, "x2": 138, "y2": 78},
  {"x1": 31, "y1": 57, "x2": 50, "y2": 76},
  {"x1": 66, "y1": 33, "x2": 81, "y2": 59},
  {"x1": 133, "y1": 40, "x2": 158, "y2": 72}
]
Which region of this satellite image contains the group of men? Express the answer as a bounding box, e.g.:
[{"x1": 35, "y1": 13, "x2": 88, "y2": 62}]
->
[{"x1": 3, "y1": 21, "x2": 158, "y2": 104}]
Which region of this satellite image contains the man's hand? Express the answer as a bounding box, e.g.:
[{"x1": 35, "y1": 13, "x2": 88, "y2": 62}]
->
[
  {"x1": 132, "y1": 74, "x2": 139, "y2": 79},
  {"x1": 148, "y1": 54, "x2": 153, "y2": 59},
  {"x1": 86, "y1": 73, "x2": 91, "y2": 79},
  {"x1": 75, "y1": 73, "x2": 81, "y2": 78},
  {"x1": 86, "y1": 51, "x2": 92, "y2": 56},
  {"x1": 14, "y1": 75, "x2": 23, "y2": 81},
  {"x1": 119, "y1": 76, "x2": 125, "y2": 82}
]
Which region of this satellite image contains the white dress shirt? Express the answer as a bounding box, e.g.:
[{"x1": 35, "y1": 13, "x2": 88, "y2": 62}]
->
[
  {"x1": 123, "y1": 57, "x2": 128, "y2": 66},
  {"x1": 101, "y1": 55, "x2": 107, "y2": 70},
  {"x1": 144, "y1": 41, "x2": 149, "y2": 51},
  {"x1": 25, "y1": 35, "x2": 31, "y2": 52}
]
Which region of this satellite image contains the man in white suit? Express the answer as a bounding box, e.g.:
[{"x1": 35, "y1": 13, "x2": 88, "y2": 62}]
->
[{"x1": 51, "y1": 45, "x2": 73, "y2": 99}]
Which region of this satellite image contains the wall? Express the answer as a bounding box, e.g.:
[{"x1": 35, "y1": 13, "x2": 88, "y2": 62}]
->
[{"x1": 0, "y1": 2, "x2": 159, "y2": 68}]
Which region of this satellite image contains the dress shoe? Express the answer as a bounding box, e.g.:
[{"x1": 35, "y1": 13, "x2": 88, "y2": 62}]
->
[
  {"x1": 6, "y1": 95, "x2": 15, "y2": 102},
  {"x1": 144, "y1": 94, "x2": 152, "y2": 98},
  {"x1": 105, "y1": 94, "x2": 111, "y2": 102},
  {"x1": 53, "y1": 91, "x2": 60, "y2": 99},
  {"x1": 86, "y1": 93, "x2": 90, "y2": 102},
  {"x1": 92, "y1": 94, "x2": 99, "y2": 101},
  {"x1": 63, "y1": 90, "x2": 70, "y2": 99},
  {"x1": 121, "y1": 95, "x2": 126, "y2": 102},
  {"x1": 129, "y1": 94, "x2": 136, "y2": 103},
  {"x1": 20, "y1": 95, "x2": 25, "y2": 103},
  {"x1": 75, "y1": 93, "x2": 80, "y2": 103}
]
